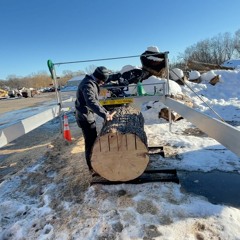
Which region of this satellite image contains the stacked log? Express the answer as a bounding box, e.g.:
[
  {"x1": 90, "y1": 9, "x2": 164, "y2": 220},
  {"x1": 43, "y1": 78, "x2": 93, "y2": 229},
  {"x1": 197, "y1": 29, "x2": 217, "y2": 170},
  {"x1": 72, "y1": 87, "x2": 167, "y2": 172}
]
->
[
  {"x1": 91, "y1": 105, "x2": 149, "y2": 181},
  {"x1": 159, "y1": 94, "x2": 194, "y2": 121},
  {"x1": 159, "y1": 108, "x2": 183, "y2": 122},
  {"x1": 187, "y1": 60, "x2": 234, "y2": 71},
  {"x1": 209, "y1": 75, "x2": 220, "y2": 85}
]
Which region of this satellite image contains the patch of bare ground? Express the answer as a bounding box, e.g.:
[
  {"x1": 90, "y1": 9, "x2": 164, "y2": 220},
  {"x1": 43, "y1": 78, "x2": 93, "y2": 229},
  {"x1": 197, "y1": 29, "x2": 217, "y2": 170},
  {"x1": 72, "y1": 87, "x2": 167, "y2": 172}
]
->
[
  {"x1": 0, "y1": 121, "x2": 92, "y2": 197},
  {"x1": 182, "y1": 127, "x2": 208, "y2": 137}
]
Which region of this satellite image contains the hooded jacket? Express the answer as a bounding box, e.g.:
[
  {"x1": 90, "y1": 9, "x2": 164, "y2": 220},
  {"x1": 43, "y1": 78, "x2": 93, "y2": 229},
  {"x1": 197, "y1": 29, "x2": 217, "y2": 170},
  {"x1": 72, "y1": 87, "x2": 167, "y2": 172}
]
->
[{"x1": 75, "y1": 74, "x2": 108, "y2": 123}]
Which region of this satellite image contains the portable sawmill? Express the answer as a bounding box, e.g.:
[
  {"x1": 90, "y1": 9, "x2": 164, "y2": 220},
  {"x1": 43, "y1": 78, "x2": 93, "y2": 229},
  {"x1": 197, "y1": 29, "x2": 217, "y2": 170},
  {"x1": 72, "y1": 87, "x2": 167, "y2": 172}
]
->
[{"x1": 90, "y1": 51, "x2": 178, "y2": 184}]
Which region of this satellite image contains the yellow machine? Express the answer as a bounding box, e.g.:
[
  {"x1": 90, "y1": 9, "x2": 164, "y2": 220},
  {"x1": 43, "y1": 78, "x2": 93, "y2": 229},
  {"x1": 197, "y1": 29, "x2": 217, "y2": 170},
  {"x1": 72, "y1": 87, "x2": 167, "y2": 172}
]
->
[{"x1": 0, "y1": 88, "x2": 8, "y2": 98}]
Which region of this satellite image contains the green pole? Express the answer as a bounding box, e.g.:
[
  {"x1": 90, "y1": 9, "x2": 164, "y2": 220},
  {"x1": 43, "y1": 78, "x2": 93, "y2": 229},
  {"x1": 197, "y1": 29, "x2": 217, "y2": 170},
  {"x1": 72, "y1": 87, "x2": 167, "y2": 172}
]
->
[
  {"x1": 47, "y1": 59, "x2": 63, "y2": 132},
  {"x1": 47, "y1": 59, "x2": 54, "y2": 79}
]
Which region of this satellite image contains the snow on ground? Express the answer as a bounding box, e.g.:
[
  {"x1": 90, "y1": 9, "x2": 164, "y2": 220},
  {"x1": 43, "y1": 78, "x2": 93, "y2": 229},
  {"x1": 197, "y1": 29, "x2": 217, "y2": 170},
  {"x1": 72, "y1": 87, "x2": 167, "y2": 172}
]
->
[
  {"x1": 182, "y1": 69, "x2": 240, "y2": 120},
  {"x1": 0, "y1": 69, "x2": 240, "y2": 239},
  {"x1": 221, "y1": 59, "x2": 240, "y2": 69}
]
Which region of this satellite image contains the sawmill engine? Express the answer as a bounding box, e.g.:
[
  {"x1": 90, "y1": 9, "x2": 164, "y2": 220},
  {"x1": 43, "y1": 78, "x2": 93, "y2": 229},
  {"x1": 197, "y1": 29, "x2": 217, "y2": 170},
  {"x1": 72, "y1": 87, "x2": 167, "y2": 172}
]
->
[{"x1": 104, "y1": 68, "x2": 150, "y2": 98}]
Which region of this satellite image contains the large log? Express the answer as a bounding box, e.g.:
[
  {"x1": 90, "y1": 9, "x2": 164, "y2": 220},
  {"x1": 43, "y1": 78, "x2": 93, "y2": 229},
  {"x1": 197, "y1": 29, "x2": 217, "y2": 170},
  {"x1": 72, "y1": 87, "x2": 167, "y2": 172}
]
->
[
  {"x1": 187, "y1": 60, "x2": 234, "y2": 71},
  {"x1": 91, "y1": 105, "x2": 149, "y2": 181}
]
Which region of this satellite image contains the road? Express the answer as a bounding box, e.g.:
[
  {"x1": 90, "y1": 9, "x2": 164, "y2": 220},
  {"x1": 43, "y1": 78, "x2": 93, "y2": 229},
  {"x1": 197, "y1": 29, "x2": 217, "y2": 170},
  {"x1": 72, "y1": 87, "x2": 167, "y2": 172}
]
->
[{"x1": 0, "y1": 92, "x2": 56, "y2": 114}]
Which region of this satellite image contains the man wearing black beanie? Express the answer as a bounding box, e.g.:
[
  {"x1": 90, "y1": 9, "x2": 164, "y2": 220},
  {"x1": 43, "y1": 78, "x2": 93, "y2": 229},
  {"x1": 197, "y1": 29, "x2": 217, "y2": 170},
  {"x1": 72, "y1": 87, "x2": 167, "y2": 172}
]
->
[{"x1": 75, "y1": 66, "x2": 115, "y2": 171}]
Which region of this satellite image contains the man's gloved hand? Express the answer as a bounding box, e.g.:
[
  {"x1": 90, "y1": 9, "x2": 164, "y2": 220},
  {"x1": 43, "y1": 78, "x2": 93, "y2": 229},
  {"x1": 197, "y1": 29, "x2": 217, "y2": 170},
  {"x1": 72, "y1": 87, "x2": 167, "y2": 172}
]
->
[{"x1": 106, "y1": 111, "x2": 116, "y2": 121}]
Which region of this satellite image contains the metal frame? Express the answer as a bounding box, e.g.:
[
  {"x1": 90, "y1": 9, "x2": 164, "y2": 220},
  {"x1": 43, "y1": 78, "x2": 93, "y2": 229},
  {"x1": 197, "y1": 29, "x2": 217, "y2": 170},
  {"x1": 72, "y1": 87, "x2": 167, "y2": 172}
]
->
[{"x1": 47, "y1": 51, "x2": 173, "y2": 131}]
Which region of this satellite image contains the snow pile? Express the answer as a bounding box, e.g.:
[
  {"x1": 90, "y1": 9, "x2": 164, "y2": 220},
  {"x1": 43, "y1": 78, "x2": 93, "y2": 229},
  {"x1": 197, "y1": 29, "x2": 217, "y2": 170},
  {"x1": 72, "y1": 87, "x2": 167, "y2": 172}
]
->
[
  {"x1": 142, "y1": 76, "x2": 182, "y2": 95},
  {"x1": 120, "y1": 65, "x2": 140, "y2": 74},
  {"x1": 170, "y1": 68, "x2": 184, "y2": 80},
  {"x1": 200, "y1": 70, "x2": 220, "y2": 83},
  {"x1": 147, "y1": 46, "x2": 159, "y2": 52},
  {"x1": 189, "y1": 70, "x2": 201, "y2": 80},
  {"x1": 221, "y1": 59, "x2": 240, "y2": 69}
]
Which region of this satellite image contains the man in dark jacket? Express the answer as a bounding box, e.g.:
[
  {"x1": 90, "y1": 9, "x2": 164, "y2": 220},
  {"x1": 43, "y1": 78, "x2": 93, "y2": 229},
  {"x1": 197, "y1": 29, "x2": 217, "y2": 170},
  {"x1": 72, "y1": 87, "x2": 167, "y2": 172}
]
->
[{"x1": 75, "y1": 66, "x2": 115, "y2": 170}]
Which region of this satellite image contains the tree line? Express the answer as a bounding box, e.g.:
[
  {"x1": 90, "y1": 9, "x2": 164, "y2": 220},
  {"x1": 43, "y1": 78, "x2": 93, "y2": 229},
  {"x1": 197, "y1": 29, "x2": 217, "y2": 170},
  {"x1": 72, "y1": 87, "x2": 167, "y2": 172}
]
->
[
  {"x1": 0, "y1": 70, "x2": 86, "y2": 90},
  {"x1": 1, "y1": 29, "x2": 240, "y2": 90},
  {"x1": 178, "y1": 29, "x2": 240, "y2": 65}
]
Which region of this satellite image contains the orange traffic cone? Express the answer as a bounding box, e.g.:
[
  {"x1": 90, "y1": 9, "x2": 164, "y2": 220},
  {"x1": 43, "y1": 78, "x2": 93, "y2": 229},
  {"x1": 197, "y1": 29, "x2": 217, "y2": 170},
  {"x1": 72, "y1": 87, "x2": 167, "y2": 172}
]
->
[{"x1": 63, "y1": 114, "x2": 72, "y2": 142}]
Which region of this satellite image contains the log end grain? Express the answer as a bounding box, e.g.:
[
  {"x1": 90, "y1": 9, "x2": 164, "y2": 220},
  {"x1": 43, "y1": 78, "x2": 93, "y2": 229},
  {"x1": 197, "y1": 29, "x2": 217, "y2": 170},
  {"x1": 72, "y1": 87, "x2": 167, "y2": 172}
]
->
[{"x1": 91, "y1": 133, "x2": 149, "y2": 182}]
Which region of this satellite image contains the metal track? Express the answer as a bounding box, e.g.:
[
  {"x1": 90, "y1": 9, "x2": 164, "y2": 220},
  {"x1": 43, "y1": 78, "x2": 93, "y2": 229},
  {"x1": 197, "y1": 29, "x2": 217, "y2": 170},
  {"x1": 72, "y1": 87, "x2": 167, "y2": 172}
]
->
[
  {"x1": 148, "y1": 146, "x2": 165, "y2": 157},
  {"x1": 91, "y1": 169, "x2": 179, "y2": 185}
]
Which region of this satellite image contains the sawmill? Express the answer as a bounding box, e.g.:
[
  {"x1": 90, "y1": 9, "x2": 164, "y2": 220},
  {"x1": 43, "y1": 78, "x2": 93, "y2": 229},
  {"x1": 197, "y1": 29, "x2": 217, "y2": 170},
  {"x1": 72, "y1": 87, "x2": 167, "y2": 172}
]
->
[{"x1": 47, "y1": 48, "x2": 240, "y2": 185}]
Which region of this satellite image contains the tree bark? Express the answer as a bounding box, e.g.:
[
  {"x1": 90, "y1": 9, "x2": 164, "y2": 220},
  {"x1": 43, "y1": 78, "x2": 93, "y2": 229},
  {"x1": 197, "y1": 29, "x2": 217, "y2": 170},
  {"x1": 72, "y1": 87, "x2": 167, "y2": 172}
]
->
[{"x1": 91, "y1": 105, "x2": 149, "y2": 181}]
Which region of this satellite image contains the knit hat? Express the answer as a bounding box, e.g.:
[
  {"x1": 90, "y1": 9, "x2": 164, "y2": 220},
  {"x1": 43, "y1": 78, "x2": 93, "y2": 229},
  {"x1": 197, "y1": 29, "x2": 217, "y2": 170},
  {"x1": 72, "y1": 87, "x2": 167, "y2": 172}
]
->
[{"x1": 93, "y1": 66, "x2": 110, "y2": 82}]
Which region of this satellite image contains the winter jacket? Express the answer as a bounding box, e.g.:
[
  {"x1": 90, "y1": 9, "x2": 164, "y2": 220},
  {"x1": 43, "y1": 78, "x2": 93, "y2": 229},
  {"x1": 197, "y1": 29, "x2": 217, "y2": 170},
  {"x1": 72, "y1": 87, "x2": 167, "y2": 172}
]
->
[{"x1": 75, "y1": 75, "x2": 108, "y2": 123}]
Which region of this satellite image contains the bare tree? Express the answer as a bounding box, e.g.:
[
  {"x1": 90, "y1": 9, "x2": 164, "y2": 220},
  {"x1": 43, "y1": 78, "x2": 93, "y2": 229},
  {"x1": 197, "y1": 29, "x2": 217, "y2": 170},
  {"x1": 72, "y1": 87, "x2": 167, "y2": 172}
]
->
[
  {"x1": 2, "y1": 69, "x2": 88, "y2": 89},
  {"x1": 85, "y1": 64, "x2": 97, "y2": 74},
  {"x1": 234, "y1": 29, "x2": 240, "y2": 55},
  {"x1": 223, "y1": 32, "x2": 236, "y2": 59},
  {"x1": 62, "y1": 70, "x2": 74, "y2": 78},
  {"x1": 6, "y1": 77, "x2": 22, "y2": 89},
  {"x1": 181, "y1": 31, "x2": 238, "y2": 65},
  {"x1": 0, "y1": 80, "x2": 6, "y2": 88}
]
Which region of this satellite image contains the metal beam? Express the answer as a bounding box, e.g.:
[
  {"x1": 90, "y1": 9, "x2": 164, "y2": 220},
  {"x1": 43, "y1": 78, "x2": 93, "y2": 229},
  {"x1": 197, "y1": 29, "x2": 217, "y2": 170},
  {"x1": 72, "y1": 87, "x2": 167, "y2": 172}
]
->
[
  {"x1": 0, "y1": 106, "x2": 60, "y2": 148},
  {"x1": 162, "y1": 97, "x2": 240, "y2": 157}
]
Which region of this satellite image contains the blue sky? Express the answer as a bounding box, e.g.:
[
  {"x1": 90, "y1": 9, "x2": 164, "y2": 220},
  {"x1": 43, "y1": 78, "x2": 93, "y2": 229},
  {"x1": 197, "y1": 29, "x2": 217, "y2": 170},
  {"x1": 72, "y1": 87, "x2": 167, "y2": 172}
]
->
[{"x1": 0, "y1": 0, "x2": 239, "y2": 80}]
